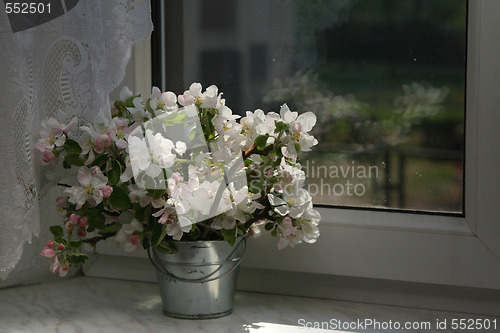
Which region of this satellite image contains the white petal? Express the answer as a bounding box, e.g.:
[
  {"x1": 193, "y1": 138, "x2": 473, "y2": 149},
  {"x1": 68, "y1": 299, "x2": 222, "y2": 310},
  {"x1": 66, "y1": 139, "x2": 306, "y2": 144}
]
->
[
  {"x1": 77, "y1": 167, "x2": 92, "y2": 185},
  {"x1": 205, "y1": 85, "x2": 218, "y2": 97},
  {"x1": 131, "y1": 219, "x2": 144, "y2": 232},
  {"x1": 277, "y1": 236, "x2": 289, "y2": 250},
  {"x1": 280, "y1": 104, "x2": 297, "y2": 123},
  {"x1": 84, "y1": 150, "x2": 95, "y2": 166},
  {"x1": 201, "y1": 96, "x2": 218, "y2": 109},
  {"x1": 119, "y1": 86, "x2": 134, "y2": 101},
  {"x1": 189, "y1": 82, "x2": 202, "y2": 96},
  {"x1": 116, "y1": 139, "x2": 129, "y2": 149},
  {"x1": 92, "y1": 189, "x2": 104, "y2": 204},
  {"x1": 268, "y1": 193, "x2": 286, "y2": 206},
  {"x1": 91, "y1": 173, "x2": 109, "y2": 189},
  {"x1": 55, "y1": 135, "x2": 66, "y2": 147},
  {"x1": 275, "y1": 205, "x2": 289, "y2": 216},
  {"x1": 178, "y1": 216, "x2": 193, "y2": 228},
  {"x1": 151, "y1": 86, "x2": 161, "y2": 98},
  {"x1": 175, "y1": 141, "x2": 187, "y2": 155},
  {"x1": 297, "y1": 112, "x2": 317, "y2": 132}
]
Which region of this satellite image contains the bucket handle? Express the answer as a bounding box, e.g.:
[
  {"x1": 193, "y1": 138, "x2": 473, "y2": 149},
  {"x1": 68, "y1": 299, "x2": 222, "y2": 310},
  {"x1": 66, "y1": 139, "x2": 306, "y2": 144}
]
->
[{"x1": 147, "y1": 236, "x2": 246, "y2": 283}]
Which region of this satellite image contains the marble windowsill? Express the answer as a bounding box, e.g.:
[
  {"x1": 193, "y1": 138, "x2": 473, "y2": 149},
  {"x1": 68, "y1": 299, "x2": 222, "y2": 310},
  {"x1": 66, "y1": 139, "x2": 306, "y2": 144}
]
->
[{"x1": 0, "y1": 277, "x2": 498, "y2": 333}]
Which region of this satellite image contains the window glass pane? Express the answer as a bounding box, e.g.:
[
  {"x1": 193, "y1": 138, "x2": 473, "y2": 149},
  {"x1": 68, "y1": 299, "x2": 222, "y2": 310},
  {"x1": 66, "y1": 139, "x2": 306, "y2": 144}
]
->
[{"x1": 171, "y1": 0, "x2": 466, "y2": 213}]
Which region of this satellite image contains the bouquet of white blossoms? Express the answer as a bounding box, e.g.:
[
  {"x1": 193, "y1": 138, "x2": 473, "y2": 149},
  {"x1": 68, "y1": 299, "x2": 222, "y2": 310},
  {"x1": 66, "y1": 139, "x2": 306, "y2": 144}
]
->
[{"x1": 38, "y1": 83, "x2": 321, "y2": 276}]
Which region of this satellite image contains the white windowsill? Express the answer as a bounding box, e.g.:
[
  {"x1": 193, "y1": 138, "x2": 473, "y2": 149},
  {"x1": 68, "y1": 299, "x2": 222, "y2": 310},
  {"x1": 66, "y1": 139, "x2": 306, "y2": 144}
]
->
[{"x1": 1, "y1": 276, "x2": 498, "y2": 333}]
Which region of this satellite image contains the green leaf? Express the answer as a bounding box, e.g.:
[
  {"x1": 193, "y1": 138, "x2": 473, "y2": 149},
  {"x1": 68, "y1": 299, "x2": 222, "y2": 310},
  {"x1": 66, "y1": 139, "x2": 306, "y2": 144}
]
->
[
  {"x1": 125, "y1": 94, "x2": 140, "y2": 108},
  {"x1": 249, "y1": 180, "x2": 264, "y2": 194},
  {"x1": 87, "y1": 212, "x2": 106, "y2": 230},
  {"x1": 275, "y1": 121, "x2": 290, "y2": 132},
  {"x1": 221, "y1": 228, "x2": 237, "y2": 246},
  {"x1": 67, "y1": 253, "x2": 88, "y2": 264},
  {"x1": 148, "y1": 189, "x2": 166, "y2": 200},
  {"x1": 264, "y1": 222, "x2": 274, "y2": 231},
  {"x1": 92, "y1": 154, "x2": 109, "y2": 168},
  {"x1": 98, "y1": 223, "x2": 122, "y2": 235},
  {"x1": 294, "y1": 143, "x2": 301, "y2": 154},
  {"x1": 69, "y1": 239, "x2": 83, "y2": 249},
  {"x1": 108, "y1": 186, "x2": 131, "y2": 210},
  {"x1": 144, "y1": 205, "x2": 152, "y2": 224},
  {"x1": 64, "y1": 154, "x2": 85, "y2": 167},
  {"x1": 114, "y1": 100, "x2": 125, "y2": 111},
  {"x1": 50, "y1": 225, "x2": 64, "y2": 242},
  {"x1": 255, "y1": 135, "x2": 269, "y2": 150},
  {"x1": 62, "y1": 159, "x2": 71, "y2": 169},
  {"x1": 154, "y1": 240, "x2": 178, "y2": 254},
  {"x1": 108, "y1": 160, "x2": 121, "y2": 185},
  {"x1": 190, "y1": 224, "x2": 201, "y2": 240},
  {"x1": 134, "y1": 206, "x2": 146, "y2": 222},
  {"x1": 151, "y1": 222, "x2": 168, "y2": 247},
  {"x1": 64, "y1": 139, "x2": 83, "y2": 155},
  {"x1": 271, "y1": 227, "x2": 278, "y2": 237},
  {"x1": 273, "y1": 145, "x2": 283, "y2": 158}
]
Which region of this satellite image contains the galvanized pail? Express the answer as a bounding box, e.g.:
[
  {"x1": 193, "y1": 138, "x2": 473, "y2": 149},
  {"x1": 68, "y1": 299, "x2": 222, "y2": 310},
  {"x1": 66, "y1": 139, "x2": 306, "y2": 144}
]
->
[{"x1": 150, "y1": 236, "x2": 246, "y2": 319}]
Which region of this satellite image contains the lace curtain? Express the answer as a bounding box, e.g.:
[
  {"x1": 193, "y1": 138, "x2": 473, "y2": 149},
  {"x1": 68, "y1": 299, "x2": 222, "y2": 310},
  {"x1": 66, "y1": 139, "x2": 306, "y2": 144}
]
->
[{"x1": 0, "y1": 0, "x2": 152, "y2": 279}]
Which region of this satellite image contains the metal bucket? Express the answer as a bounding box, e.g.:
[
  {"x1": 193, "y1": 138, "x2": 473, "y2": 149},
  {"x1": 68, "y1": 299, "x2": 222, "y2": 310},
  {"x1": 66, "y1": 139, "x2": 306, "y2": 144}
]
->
[{"x1": 149, "y1": 236, "x2": 246, "y2": 319}]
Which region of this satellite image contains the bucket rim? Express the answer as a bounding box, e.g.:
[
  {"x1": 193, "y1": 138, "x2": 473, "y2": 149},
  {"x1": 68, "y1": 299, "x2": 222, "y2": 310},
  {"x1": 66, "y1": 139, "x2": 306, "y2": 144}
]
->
[{"x1": 159, "y1": 235, "x2": 247, "y2": 246}]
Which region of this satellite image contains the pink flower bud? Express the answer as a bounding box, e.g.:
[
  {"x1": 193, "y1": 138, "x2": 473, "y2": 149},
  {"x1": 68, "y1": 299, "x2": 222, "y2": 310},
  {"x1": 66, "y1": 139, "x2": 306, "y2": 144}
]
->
[
  {"x1": 58, "y1": 244, "x2": 66, "y2": 251},
  {"x1": 77, "y1": 228, "x2": 87, "y2": 237},
  {"x1": 96, "y1": 134, "x2": 112, "y2": 149},
  {"x1": 69, "y1": 213, "x2": 80, "y2": 224},
  {"x1": 94, "y1": 146, "x2": 104, "y2": 154},
  {"x1": 111, "y1": 107, "x2": 119, "y2": 116},
  {"x1": 42, "y1": 152, "x2": 55, "y2": 163},
  {"x1": 79, "y1": 217, "x2": 88, "y2": 228},
  {"x1": 65, "y1": 221, "x2": 74, "y2": 232},
  {"x1": 56, "y1": 196, "x2": 66, "y2": 206},
  {"x1": 101, "y1": 185, "x2": 113, "y2": 198},
  {"x1": 46, "y1": 240, "x2": 55, "y2": 248},
  {"x1": 91, "y1": 166, "x2": 100, "y2": 175},
  {"x1": 130, "y1": 234, "x2": 140, "y2": 245},
  {"x1": 41, "y1": 248, "x2": 55, "y2": 258},
  {"x1": 113, "y1": 118, "x2": 126, "y2": 129},
  {"x1": 62, "y1": 263, "x2": 69, "y2": 271}
]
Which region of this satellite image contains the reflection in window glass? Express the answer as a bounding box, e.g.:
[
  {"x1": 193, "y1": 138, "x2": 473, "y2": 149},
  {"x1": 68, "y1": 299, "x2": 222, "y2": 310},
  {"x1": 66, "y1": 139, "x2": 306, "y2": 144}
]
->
[{"x1": 173, "y1": 0, "x2": 466, "y2": 213}]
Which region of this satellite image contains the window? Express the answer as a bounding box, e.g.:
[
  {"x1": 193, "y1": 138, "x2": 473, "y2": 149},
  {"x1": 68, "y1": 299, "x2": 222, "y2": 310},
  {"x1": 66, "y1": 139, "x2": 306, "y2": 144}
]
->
[{"x1": 152, "y1": 0, "x2": 466, "y2": 214}]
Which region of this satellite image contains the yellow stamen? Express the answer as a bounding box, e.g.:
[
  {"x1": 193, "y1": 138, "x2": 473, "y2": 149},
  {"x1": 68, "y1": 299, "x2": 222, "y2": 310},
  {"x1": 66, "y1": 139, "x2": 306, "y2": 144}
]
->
[
  {"x1": 83, "y1": 184, "x2": 94, "y2": 194},
  {"x1": 46, "y1": 135, "x2": 56, "y2": 145}
]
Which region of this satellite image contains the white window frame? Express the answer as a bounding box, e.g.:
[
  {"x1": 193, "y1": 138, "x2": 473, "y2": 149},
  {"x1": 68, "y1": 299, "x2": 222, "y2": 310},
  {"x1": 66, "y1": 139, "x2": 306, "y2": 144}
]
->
[{"x1": 85, "y1": 0, "x2": 500, "y2": 292}]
